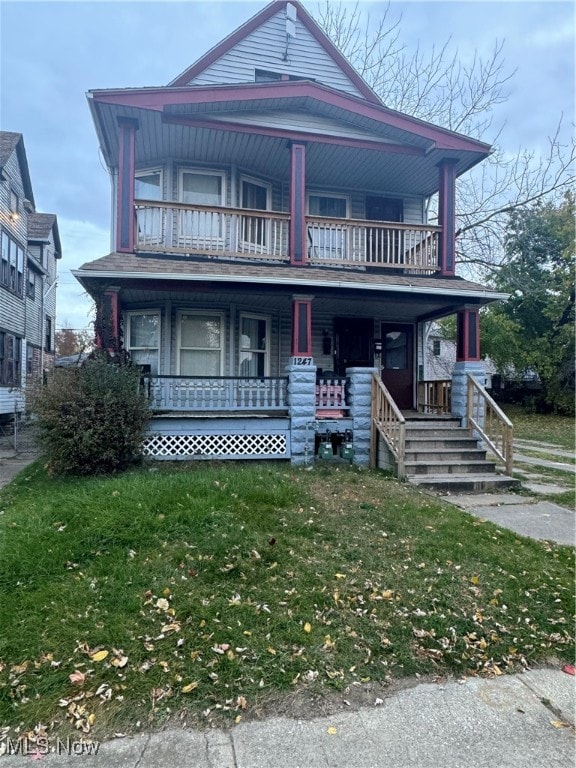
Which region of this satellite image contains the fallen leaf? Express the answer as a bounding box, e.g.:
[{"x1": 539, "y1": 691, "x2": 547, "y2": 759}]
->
[
  {"x1": 304, "y1": 622, "x2": 312, "y2": 634},
  {"x1": 182, "y1": 682, "x2": 199, "y2": 693},
  {"x1": 327, "y1": 726, "x2": 338, "y2": 735},
  {"x1": 111, "y1": 655, "x2": 129, "y2": 669},
  {"x1": 69, "y1": 670, "x2": 86, "y2": 685},
  {"x1": 155, "y1": 598, "x2": 169, "y2": 611},
  {"x1": 470, "y1": 575, "x2": 480, "y2": 585},
  {"x1": 89, "y1": 650, "x2": 109, "y2": 663},
  {"x1": 550, "y1": 720, "x2": 568, "y2": 728}
]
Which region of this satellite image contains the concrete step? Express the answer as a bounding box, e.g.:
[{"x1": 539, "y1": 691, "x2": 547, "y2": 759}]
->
[
  {"x1": 405, "y1": 449, "x2": 487, "y2": 462},
  {"x1": 408, "y1": 473, "x2": 520, "y2": 493},
  {"x1": 406, "y1": 460, "x2": 497, "y2": 476}
]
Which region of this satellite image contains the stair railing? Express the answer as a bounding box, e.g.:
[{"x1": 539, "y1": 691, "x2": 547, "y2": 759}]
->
[
  {"x1": 467, "y1": 374, "x2": 514, "y2": 474},
  {"x1": 371, "y1": 372, "x2": 406, "y2": 477}
]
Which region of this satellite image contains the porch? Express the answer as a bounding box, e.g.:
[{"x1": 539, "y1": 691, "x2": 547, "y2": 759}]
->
[{"x1": 134, "y1": 201, "x2": 441, "y2": 273}]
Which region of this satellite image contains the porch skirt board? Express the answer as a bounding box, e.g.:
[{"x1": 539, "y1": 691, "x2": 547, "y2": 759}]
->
[{"x1": 143, "y1": 416, "x2": 291, "y2": 461}]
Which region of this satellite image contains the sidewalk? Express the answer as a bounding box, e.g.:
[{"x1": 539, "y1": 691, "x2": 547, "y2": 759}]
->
[
  {"x1": 0, "y1": 451, "x2": 37, "y2": 490},
  {"x1": 0, "y1": 668, "x2": 573, "y2": 767}
]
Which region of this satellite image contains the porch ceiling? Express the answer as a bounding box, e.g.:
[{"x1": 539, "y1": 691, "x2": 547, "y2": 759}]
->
[{"x1": 90, "y1": 86, "x2": 489, "y2": 197}]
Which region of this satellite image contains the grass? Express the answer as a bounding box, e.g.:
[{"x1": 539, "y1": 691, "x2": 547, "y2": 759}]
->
[
  {"x1": 0, "y1": 461, "x2": 573, "y2": 742},
  {"x1": 503, "y1": 404, "x2": 575, "y2": 451}
]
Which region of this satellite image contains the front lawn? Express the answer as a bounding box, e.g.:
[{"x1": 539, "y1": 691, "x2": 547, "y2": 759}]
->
[
  {"x1": 503, "y1": 404, "x2": 575, "y2": 451},
  {"x1": 0, "y1": 462, "x2": 573, "y2": 741}
]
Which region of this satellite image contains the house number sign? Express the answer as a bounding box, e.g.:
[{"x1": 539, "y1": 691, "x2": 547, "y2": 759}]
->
[{"x1": 291, "y1": 356, "x2": 313, "y2": 366}]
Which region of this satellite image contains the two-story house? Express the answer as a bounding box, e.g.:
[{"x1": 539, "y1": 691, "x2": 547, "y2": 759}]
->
[
  {"x1": 74, "y1": 1, "x2": 514, "y2": 485},
  {"x1": 0, "y1": 132, "x2": 61, "y2": 421}
]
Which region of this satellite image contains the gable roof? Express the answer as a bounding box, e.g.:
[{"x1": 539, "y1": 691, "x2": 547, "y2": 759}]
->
[
  {"x1": 28, "y1": 212, "x2": 62, "y2": 257},
  {"x1": 168, "y1": 0, "x2": 381, "y2": 104},
  {"x1": 0, "y1": 131, "x2": 35, "y2": 207}
]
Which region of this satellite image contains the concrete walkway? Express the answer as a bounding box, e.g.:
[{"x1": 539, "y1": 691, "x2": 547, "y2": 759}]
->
[{"x1": 0, "y1": 450, "x2": 36, "y2": 490}]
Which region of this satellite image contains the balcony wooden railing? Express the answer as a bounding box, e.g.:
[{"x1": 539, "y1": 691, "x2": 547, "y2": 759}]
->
[
  {"x1": 146, "y1": 375, "x2": 288, "y2": 412},
  {"x1": 370, "y1": 372, "x2": 406, "y2": 476},
  {"x1": 467, "y1": 374, "x2": 514, "y2": 474},
  {"x1": 133, "y1": 201, "x2": 441, "y2": 271},
  {"x1": 316, "y1": 375, "x2": 348, "y2": 417},
  {"x1": 135, "y1": 201, "x2": 289, "y2": 260},
  {"x1": 417, "y1": 379, "x2": 452, "y2": 414}
]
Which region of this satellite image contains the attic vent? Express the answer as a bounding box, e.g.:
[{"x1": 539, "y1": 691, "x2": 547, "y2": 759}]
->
[{"x1": 286, "y1": 3, "x2": 297, "y2": 38}]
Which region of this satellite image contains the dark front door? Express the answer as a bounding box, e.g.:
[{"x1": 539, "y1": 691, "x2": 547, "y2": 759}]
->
[
  {"x1": 380, "y1": 323, "x2": 414, "y2": 409},
  {"x1": 365, "y1": 196, "x2": 403, "y2": 263},
  {"x1": 334, "y1": 317, "x2": 374, "y2": 376}
]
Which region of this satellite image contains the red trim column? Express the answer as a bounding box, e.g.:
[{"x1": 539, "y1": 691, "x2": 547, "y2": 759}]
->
[
  {"x1": 456, "y1": 308, "x2": 480, "y2": 362},
  {"x1": 289, "y1": 141, "x2": 307, "y2": 265},
  {"x1": 291, "y1": 295, "x2": 313, "y2": 357},
  {"x1": 116, "y1": 117, "x2": 139, "y2": 253},
  {"x1": 437, "y1": 158, "x2": 459, "y2": 276},
  {"x1": 96, "y1": 287, "x2": 121, "y2": 352}
]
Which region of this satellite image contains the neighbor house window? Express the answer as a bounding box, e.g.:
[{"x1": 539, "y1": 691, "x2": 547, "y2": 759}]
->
[
  {"x1": 0, "y1": 332, "x2": 22, "y2": 387},
  {"x1": 126, "y1": 312, "x2": 160, "y2": 375},
  {"x1": 433, "y1": 339, "x2": 441, "y2": 356},
  {"x1": 45, "y1": 316, "x2": 52, "y2": 352},
  {"x1": 27, "y1": 269, "x2": 36, "y2": 299},
  {"x1": 307, "y1": 193, "x2": 349, "y2": 260},
  {"x1": 178, "y1": 312, "x2": 224, "y2": 376},
  {"x1": 0, "y1": 230, "x2": 25, "y2": 296},
  {"x1": 239, "y1": 314, "x2": 270, "y2": 377}
]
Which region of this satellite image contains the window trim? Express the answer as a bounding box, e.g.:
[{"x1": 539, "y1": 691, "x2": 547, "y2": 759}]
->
[
  {"x1": 306, "y1": 191, "x2": 351, "y2": 218},
  {"x1": 178, "y1": 168, "x2": 226, "y2": 207},
  {"x1": 125, "y1": 310, "x2": 161, "y2": 374},
  {"x1": 238, "y1": 312, "x2": 271, "y2": 377},
  {"x1": 176, "y1": 310, "x2": 225, "y2": 377}
]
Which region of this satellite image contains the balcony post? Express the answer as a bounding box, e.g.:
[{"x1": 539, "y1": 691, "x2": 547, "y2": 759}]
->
[
  {"x1": 96, "y1": 286, "x2": 121, "y2": 353},
  {"x1": 437, "y1": 158, "x2": 458, "y2": 276},
  {"x1": 289, "y1": 141, "x2": 307, "y2": 265},
  {"x1": 291, "y1": 294, "x2": 313, "y2": 357},
  {"x1": 116, "y1": 117, "x2": 139, "y2": 253}
]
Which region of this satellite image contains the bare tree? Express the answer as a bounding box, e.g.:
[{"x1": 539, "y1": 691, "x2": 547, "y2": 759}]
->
[{"x1": 315, "y1": 1, "x2": 575, "y2": 279}]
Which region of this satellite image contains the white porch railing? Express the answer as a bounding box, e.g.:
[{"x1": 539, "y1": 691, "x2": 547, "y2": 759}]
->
[
  {"x1": 306, "y1": 216, "x2": 441, "y2": 272},
  {"x1": 133, "y1": 201, "x2": 441, "y2": 271},
  {"x1": 135, "y1": 201, "x2": 290, "y2": 260},
  {"x1": 147, "y1": 376, "x2": 288, "y2": 412},
  {"x1": 467, "y1": 374, "x2": 514, "y2": 474}
]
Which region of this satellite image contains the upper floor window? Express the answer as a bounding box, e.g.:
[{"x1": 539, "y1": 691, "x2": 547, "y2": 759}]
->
[
  {"x1": 9, "y1": 189, "x2": 18, "y2": 215},
  {"x1": 45, "y1": 316, "x2": 53, "y2": 352},
  {"x1": 307, "y1": 193, "x2": 350, "y2": 260},
  {"x1": 0, "y1": 230, "x2": 24, "y2": 296},
  {"x1": 0, "y1": 331, "x2": 22, "y2": 387},
  {"x1": 254, "y1": 68, "x2": 314, "y2": 83},
  {"x1": 433, "y1": 339, "x2": 441, "y2": 356},
  {"x1": 135, "y1": 170, "x2": 162, "y2": 201},
  {"x1": 179, "y1": 170, "x2": 224, "y2": 207},
  {"x1": 27, "y1": 269, "x2": 36, "y2": 300}
]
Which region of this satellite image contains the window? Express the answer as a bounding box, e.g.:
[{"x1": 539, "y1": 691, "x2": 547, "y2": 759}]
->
[
  {"x1": 26, "y1": 343, "x2": 34, "y2": 376},
  {"x1": 135, "y1": 170, "x2": 162, "y2": 201},
  {"x1": 27, "y1": 269, "x2": 36, "y2": 299},
  {"x1": 240, "y1": 178, "x2": 270, "y2": 249},
  {"x1": 135, "y1": 170, "x2": 163, "y2": 246},
  {"x1": 178, "y1": 170, "x2": 225, "y2": 246},
  {"x1": 45, "y1": 316, "x2": 52, "y2": 352},
  {"x1": 9, "y1": 189, "x2": 18, "y2": 214},
  {"x1": 239, "y1": 314, "x2": 269, "y2": 377},
  {"x1": 254, "y1": 69, "x2": 314, "y2": 83},
  {"x1": 307, "y1": 193, "x2": 349, "y2": 260},
  {"x1": 0, "y1": 230, "x2": 25, "y2": 296},
  {"x1": 126, "y1": 312, "x2": 160, "y2": 375},
  {"x1": 0, "y1": 332, "x2": 22, "y2": 387},
  {"x1": 433, "y1": 339, "x2": 441, "y2": 356},
  {"x1": 178, "y1": 312, "x2": 224, "y2": 376}
]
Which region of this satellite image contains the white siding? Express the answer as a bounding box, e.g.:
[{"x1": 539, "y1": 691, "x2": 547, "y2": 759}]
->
[
  {"x1": 188, "y1": 9, "x2": 365, "y2": 99},
  {"x1": 0, "y1": 147, "x2": 27, "y2": 338}
]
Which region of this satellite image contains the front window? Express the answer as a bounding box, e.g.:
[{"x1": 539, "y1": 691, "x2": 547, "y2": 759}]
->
[
  {"x1": 178, "y1": 312, "x2": 224, "y2": 376},
  {"x1": 307, "y1": 193, "x2": 349, "y2": 260},
  {"x1": 239, "y1": 314, "x2": 269, "y2": 377},
  {"x1": 126, "y1": 312, "x2": 160, "y2": 375}
]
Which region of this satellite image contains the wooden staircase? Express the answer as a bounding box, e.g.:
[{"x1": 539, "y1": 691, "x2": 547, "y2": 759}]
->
[{"x1": 403, "y1": 416, "x2": 519, "y2": 493}]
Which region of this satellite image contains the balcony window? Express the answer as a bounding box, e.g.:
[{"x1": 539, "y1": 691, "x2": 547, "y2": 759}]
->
[
  {"x1": 178, "y1": 171, "x2": 225, "y2": 247},
  {"x1": 241, "y1": 178, "x2": 270, "y2": 249},
  {"x1": 239, "y1": 314, "x2": 269, "y2": 377},
  {"x1": 178, "y1": 312, "x2": 224, "y2": 376},
  {"x1": 126, "y1": 312, "x2": 160, "y2": 375},
  {"x1": 307, "y1": 194, "x2": 349, "y2": 260},
  {"x1": 135, "y1": 170, "x2": 162, "y2": 201}
]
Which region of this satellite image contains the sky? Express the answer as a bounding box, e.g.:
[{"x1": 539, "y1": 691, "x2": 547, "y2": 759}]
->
[{"x1": 0, "y1": 0, "x2": 574, "y2": 333}]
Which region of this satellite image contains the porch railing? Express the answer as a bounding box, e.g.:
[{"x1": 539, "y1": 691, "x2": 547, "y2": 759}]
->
[
  {"x1": 370, "y1": 372, "x2": 406, "y2": 476},
  {"x1": 146, "y1": 375, "x2": 288, "y2": 412},
  {"x1": 467, "y1": 374, "x2": 514, "y2": 475},
  {"x1": 135, "y1": 201, "x2": 290, "y2": 260},
  {"x1": 417, "y1": 379, "x2": 452, "y2": 414},
  {"x1": 133, "y1": 201, "x2": 441, "y2": 272},
  {"x1": 315, "y1": 376, "x2": 348, "y2": 415},
  {"x1": 307, "y1": 216, "x2": 441, "y2": 272}
]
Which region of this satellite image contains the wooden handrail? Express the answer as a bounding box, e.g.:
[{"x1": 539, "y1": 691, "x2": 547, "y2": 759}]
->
[
  {"x1": 467, "y1": 374, "x2": 514, "y2": 475},
  {"x1": 134, "y1": 199, "x2": 291, "y2": 219},
  {"x1": 370, "y1": 372, "x2": 406, "y2": 477},
  {"x1": 417, "y1": 379, "x2": 452, "y2": 414},
  {"x1": 306, "y1": 214, "x2": 441, "y2": 233}
]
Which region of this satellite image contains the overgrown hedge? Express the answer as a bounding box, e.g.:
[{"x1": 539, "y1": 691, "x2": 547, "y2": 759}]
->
[{"x1": 33, "y1": 352, "x2": 151, "y2": 475}]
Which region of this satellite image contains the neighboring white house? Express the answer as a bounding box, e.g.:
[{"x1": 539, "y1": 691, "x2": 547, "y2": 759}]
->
[
  {"x1": 0, "y1": 131, "x2": 61, "y2": 421},
  {"x1": 424, "y1": 322, "x2": 495, "y2": 387}
]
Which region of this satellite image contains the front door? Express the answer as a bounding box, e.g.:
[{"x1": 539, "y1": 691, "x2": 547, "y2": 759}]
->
[
  {"x1": 334, "y1": 317, "x2": 374, "y2": 376},
  {"x1": 366, "y1": 196, "x2": 403, "y2": 263},
  {"x1": 380, "y1": 323, "x2": 414, "y2": 409}
]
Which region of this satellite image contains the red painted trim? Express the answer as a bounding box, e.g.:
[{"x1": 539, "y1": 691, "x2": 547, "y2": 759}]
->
[
  {"x1": 456, "y1": 308, "x2": 480, "y2": 362},
  {"x1": 162, "y1": 115, "x2": 424, "y2": 156},
  {"x1": 90, "y1": 81, "x2": 492, "y2": 154},
  {"x1": 438, "y1": 159, "x2": 458, "y2": 276},
  {"x1": 168, "y1": 1, "x2": 381, "y2": 105},
  {"x1": 292, "y1": 298, "x2": 312, "y2": 356},
  {"x1": 289, "y1": 143, "x2": 307, "y2": 265}
]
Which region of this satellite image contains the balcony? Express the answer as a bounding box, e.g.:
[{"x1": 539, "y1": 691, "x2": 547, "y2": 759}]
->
[{"x1": 134, "y1": 201, "x2": 441, "y2": 272}]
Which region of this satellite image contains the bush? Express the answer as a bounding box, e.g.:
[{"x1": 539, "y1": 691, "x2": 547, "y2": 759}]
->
[{"x1": 33, "y1": 352, "x2": 151, "y2": 475}]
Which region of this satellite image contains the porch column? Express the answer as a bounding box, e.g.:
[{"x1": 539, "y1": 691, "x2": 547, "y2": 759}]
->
[
  {"x1": 289, "y1": 141, "x2": 307, "y2": 265},
  {"x1": 452, "y1": 307, "x2": 485, "y2": 422},
  {"x1": 116, "y1": 117, "x2": 139, "y2": 253},
  {"x1": 346, "y1": 367, "x2": 377, "y2": 467},
  {"x1": 437, "y1": 158, "x2": 458, "y2": 276},
  {"x1": 96, "y1": 286, "x2": 121, "y2": 353},
  {"x1": 291, "y1": 295, "x2": 312, "y2": 358}
]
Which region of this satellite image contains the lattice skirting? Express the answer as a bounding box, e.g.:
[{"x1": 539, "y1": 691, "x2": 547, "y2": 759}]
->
[{"x1": 143, "y1": 432, "x2": 289, "y2": 459}]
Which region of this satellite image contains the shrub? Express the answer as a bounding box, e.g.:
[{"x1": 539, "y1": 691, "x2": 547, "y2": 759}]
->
[{"x1": 33, "y1": 352, "x2": 151, "y2": 475}]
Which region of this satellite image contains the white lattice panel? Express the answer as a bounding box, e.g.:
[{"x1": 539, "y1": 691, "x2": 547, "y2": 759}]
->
[{"x1": 143, "y1": 432, "x2": 288, "y2": 458}]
